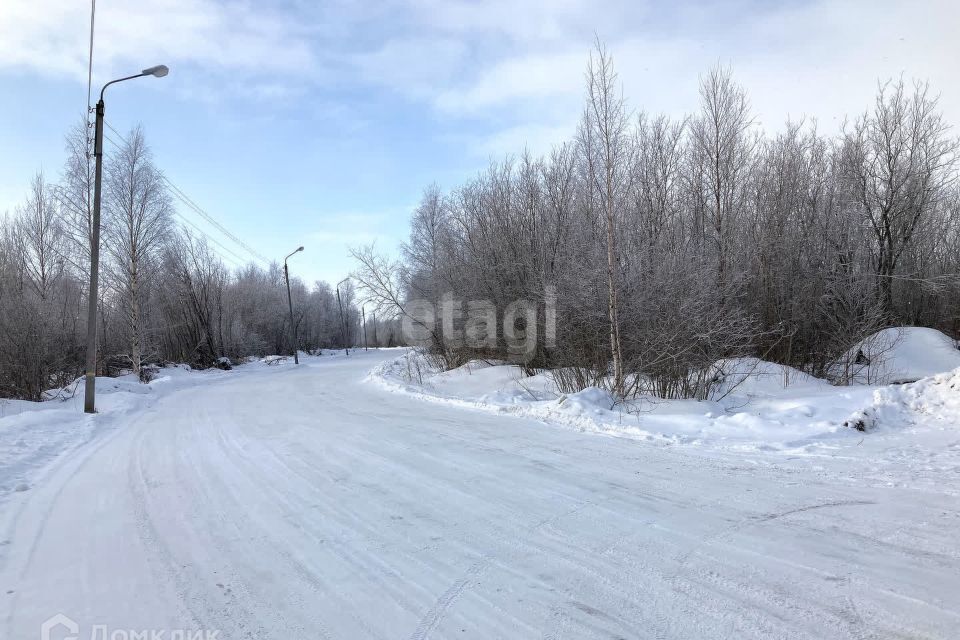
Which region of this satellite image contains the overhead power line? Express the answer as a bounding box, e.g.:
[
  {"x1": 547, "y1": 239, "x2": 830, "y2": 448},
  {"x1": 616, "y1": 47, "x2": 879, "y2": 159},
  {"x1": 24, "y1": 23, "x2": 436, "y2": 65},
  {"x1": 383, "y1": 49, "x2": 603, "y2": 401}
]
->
[
  {"x1": 101, "y1": 122, "x2": 270, "y2": 268},
  {"x1": 100, "y1": 130, "x2": 249, "y2": 270},
  {"x1": 160, "y1": 176, "x2": 270, "y2": 265},
  {"x1": 172, "y1": 212, "x2": 246, "y2": 267}
]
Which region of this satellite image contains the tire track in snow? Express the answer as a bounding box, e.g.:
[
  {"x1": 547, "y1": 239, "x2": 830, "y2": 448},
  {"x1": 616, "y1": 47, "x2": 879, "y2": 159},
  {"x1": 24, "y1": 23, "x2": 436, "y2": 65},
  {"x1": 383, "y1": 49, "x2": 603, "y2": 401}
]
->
[
  {"x1": 1, "y1": 415, "x2": 136, "y2": 633},
  {"x1": 660, "y1": 499, "x2": 879, "y2": 639},
  {"x1": 671, "y1": 499, "x2": 877, "y2": 569},
  {"x1": 408, "y1": 552, "x2": 492, "y2": 640},
  {"x1": 409, "y1": 497, "x2": 611, "y2": 640}
]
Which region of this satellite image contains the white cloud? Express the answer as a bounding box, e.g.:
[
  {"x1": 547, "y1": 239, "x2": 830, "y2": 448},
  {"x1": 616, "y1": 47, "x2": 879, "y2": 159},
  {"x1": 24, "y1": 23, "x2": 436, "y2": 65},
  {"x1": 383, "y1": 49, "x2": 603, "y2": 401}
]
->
[
  {"x1": 353, "y1": 36, "x2": 470, "y2": 97},
  {"x1": 2, "y1": 0, "x2": 957, "y2": 167},
  {"x1": 433, "y1": 0, "x2": 960, "y2": 152},
  {"x1": 435, "y1": 49, "x2": 586, "y2": 114},
  {"x1": 727, "y1": 0, "x2": 960, "y2": 133},
  {"x1": 0, "y1": 0, "x2": 315, "y2": 83},
  {"x1": 3, "y1": 0, "x2": 958, "y2": 278},
  {"x1": 404, "y1": 0, "x2": 652, "y2": 44}
]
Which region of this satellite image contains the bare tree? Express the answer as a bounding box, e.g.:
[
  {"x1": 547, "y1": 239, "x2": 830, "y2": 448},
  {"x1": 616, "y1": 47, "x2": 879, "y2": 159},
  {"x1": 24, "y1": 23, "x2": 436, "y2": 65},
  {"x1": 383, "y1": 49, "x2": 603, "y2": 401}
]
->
[
  {"x1": 57, "y1": 120, "x2": 96, "y2": 274},
  {"x1": 0, "y1": 174, "x2": 78, "y2": 398},
  {"x1": 16, "y1": 173, "x2": 64, "y2": 302},
  {"x1": 351, "y1": 243, "x2": 447, "y2": 357},
  {"x1": 688, "y1": 65, "x2": 756, "y2": 287},
  {"x1": 103, "y1": 126, "x2": 173, "y2": 377},
  {"x1": 840, "y1": 80, "x2": 958, "y2": 317},
  {"x1": 582, "y1": 40, "x2": 630, "y2": 395}
]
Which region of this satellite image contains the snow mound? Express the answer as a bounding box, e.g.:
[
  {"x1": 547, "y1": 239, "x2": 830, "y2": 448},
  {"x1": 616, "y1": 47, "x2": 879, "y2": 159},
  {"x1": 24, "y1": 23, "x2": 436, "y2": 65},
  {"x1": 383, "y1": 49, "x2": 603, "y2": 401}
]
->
[
  {"x1": 833, "y1": 327, "x2": 960, "y2": 385},
  {"x1": 710, "y1": 357, "x2": 830, "y2": 398},
  {"x1": 372, "y1": 355, "x2": 559, "y2": 403},
  {"x1": 433, "y1": 360, "x2": 552, "y2": 400},
  {"x1": 844, "y1": 367, "x2": 960, "y2": 432}
]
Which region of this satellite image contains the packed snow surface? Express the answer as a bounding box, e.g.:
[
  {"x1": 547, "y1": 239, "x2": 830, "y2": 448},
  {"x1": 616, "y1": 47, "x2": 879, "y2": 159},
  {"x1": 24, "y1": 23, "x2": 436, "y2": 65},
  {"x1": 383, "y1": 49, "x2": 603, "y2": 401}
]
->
[{"x1": 2, "y1": 349, "x2": 959, "y2": 639}]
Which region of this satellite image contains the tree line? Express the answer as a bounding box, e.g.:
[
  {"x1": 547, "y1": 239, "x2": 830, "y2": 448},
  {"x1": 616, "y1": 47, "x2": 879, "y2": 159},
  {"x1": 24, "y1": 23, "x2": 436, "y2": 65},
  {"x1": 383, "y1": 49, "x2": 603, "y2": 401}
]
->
[
  {"x1": 355, "y1": 43, "x2": 959, "y2": 399},
  {"x1": 0, "y1": 123, "x2": 392, "y2": 401}
]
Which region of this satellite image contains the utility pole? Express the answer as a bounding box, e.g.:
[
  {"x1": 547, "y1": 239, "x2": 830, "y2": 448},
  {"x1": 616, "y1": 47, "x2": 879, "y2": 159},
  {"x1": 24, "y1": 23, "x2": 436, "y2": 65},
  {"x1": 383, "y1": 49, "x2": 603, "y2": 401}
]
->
[
  {"x1": 84, "y1": 64, "x2": 169, "y2": 414},
  {"x1": 336, "y1": 277, "x2": 350, "y2": 356},
  {"x1": 283, "y1": 246, "x2": 304, "y2": 364},
  {"x1": 362, "y1": 305, "x2": 368, "y2": 351}
]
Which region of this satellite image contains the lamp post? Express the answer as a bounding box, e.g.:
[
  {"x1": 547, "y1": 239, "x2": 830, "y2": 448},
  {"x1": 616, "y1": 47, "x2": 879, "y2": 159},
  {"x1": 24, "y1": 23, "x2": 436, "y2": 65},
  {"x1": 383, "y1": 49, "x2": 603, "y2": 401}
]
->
[
  {"x1": 84, "y1": 64, "x2": 169, "y2": 414},
  {"x1": 361, "y1": 305, "x2": 368, "y2": 351},
  {"x1": 336, "y1": 277, "x2": 350, "y2": 356},
  {"x1": 284, "y1": 247, "x2": 304, "y2": 364}
]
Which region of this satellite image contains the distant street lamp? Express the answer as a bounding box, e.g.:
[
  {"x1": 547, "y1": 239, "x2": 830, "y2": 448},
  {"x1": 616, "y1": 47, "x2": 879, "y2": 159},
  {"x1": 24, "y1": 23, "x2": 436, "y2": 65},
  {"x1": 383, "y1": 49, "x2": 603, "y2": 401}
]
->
[
  {"x1": 284, "y1": 247, "x2": 305, "y2": 364},
  {"x1": 84, "y1": 64, "x2": 169, "y2": 414},
  {"x1": 361, "y1": 305, "x2": 368, "y2": 351},
  {"x1": 336, "y1": 277, "x2": 350, "y2": 356}
]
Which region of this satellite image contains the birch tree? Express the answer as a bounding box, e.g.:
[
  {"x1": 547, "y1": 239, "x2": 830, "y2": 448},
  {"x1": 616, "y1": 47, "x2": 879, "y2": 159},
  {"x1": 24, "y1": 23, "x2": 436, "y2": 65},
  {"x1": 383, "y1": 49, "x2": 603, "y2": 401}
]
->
[
  {"x1": 583, "y1": 40, "x2": 629, "y2": 395},
  {"x1": 688, "y1": 65, "x2": 755, "y2": 287},
  {"x1": 103, "y1": 126, "x2": 173, "y2": 377}
]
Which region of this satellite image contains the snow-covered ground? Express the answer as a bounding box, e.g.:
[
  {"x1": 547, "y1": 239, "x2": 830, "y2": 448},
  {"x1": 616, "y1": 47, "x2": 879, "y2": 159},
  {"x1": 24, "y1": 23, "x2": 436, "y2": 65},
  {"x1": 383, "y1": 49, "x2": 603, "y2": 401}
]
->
[{"x1": 1, "y1": 345, "x2": 959, "y2": 639}]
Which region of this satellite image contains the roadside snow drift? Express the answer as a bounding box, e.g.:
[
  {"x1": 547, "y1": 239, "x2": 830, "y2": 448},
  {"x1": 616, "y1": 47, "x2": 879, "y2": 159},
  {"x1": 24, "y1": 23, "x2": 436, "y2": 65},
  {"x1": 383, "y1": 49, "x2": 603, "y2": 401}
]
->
[
  {"x1": 845, "y1": 367, "x2": 960, "y2": 432},
  {"x1": 370, "y1": 352, "x2": 879, "y2": 452},
  {"x1": 371, "y1": 330, "x2": 960, "y2": 453}
]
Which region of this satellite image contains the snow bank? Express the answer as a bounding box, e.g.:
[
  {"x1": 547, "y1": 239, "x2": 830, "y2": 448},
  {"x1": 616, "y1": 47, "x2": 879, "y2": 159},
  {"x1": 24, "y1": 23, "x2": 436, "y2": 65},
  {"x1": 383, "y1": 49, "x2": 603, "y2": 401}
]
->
[
  {"x1": 368, "y1": 351, "x2": 879, "y2": 453},
  {"x1": 833, "y1": 327, "x2": 960, "y2": 384},
  {"x1": 844, "y1": 367, "x2": 960, "y2": 432},
  {"x1": 708, "y1": 357, "x2": 830, "y2": 398}
]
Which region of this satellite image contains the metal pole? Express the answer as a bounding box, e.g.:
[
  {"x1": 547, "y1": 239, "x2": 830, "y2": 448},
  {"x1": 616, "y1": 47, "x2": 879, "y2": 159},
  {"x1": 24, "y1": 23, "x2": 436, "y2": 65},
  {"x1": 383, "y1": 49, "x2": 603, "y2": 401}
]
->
[
  {"x1": 336, "y1": 284, "x2": 349, "y2": 356},
  {"x1": 284, "y1": 261, "x2": 299, "y2": 364},
  {"x1": 81, "y1": 65, "x2": 168, "y2": 413},
  {"x1": 362, "y1": 305, "x2": 368, "y2": 351},
  {"x1": 83, "y1": 98, "x2": 105, "y2": 413}
]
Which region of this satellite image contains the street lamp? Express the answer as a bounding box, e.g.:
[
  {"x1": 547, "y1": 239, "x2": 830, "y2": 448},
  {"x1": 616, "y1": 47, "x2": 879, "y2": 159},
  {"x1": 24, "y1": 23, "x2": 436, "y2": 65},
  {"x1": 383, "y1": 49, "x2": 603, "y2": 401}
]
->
[
  {"x1": 336, "y1": 277, "x2": 350, "y2": 356},
  {"x1": 84, "y1": 64, "x2": 169, "y2": 414},
  {"x1": 284, "y1": 246, "x2": 305, "y2": 364},
  {"x1": 361, "y1": 304, "x2": 368, "y2": 351}
]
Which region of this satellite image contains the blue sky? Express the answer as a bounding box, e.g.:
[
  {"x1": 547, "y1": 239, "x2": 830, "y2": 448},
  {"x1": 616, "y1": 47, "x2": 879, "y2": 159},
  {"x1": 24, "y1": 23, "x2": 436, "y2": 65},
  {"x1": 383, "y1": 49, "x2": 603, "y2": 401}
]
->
[{"x1": 2, "y1": 0, "x2": 957, "y2": 285}]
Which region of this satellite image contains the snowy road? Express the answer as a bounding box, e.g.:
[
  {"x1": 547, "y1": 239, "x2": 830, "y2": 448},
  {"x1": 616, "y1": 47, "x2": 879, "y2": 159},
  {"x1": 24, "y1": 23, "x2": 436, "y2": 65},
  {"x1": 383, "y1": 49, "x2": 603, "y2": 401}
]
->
[{"x1": 2, "y1": 351, "x2": 958, "y2": 639}]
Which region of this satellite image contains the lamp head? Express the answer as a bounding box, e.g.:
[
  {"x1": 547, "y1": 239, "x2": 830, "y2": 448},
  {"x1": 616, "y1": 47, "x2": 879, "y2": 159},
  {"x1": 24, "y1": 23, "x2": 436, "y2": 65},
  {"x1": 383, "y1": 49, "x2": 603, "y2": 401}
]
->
[{"x1": 142, "y1": 65, "x2": 169, "y2": 78}]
